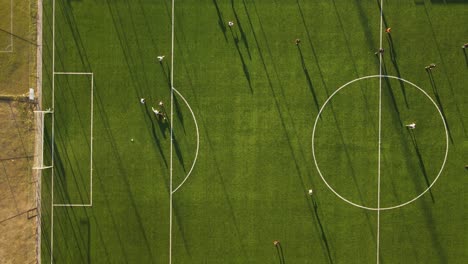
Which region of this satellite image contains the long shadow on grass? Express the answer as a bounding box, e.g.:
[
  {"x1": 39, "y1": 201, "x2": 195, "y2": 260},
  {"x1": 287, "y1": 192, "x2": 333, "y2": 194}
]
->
[
  {"x1": 243, "y1": 3, "x2": 359, "y2": 261},
  {"x1": 144, "y1": 107, "x2": 169, "y2": 167},
  {"x1": 122, "y1": 0, "x2": 154, "y2": 95},
  {"x1": 386, "y1": 34, "x2": 410, "y2": 108},
  {"x1": 231, "y1": 0, "x2": 252, "y2": 59},
  {"x1": 408, "y1": 130, "x2": 435, "y2": 202},
  {"x1": 329, "y1": 0, "x2": 376, "y2": 121},
  {"x1": 229, "y1": 27, "x2": 253, "y2": 93},
  {"x1": 197, "y1": 130, "x2": 249, "y2": 261},
  {"x1": 171, "y1": 201, "x2": 193, "y2": 260},
  {"x1": 381, "y1": 63, "x2": 404, "y2": 128},
  {"x1": 249, "y1": 0, "x2": 373, "y2": 235},
  {"x1": 135, "y1": 0, "x2": 162, "y2": 52},
  {"x1": 169, "y1": 84, "x2": 249, "y2": 261},
  {"x1": 54, "y1": 207, "x2": 87, "y2": 261},
  {"x1": 413, "y1": 193, "x2": 448, "y2": 263},
  {"x1": 352, "y1": 0, "x2": 378, "y2": 51},
  {"x1": 45, "y1": 5, "x2": 122, "y2": 260},
  {"x1": 174, "y1": 95, "x2": 186, "y2": 134},
  {"x1": 275, "y1": 243, "x2": 286, "y2": 264},
  {"x1": 463, "y1": 49, "x2": 468, "y2": 67},
  {"x1": 53, "y1": 78, "x2": 93, "y2": 205},
  {"x1": 295, "y1": 0, "x2": 330, "y2": 98},
  {"x1": 53, "y1": 134, "x2": 88, "y2": 205},
  {"x1": 105, "y1": 0, "x2": 174, "y2": 161},
  {"x1": 375, "y1": 0, "x2": 391, "y2": 27},
  {"x1": 159, "y1": 61, "x2": 172, "y2": 88},
  {"x1": 212, "y1": 0, "x2": 228, "y2": 41},
  {"x1": 297, "y1": 45, "x2": 320, "y2": 112},
  {"x1": 173, "y1": 132, "x2": 187, "y2": 173},
  {"x1": 104, "y1": 0, "x2": 155, "y2": 108},
  {"x1": 93, "y1": 85, "x2": 157, "y2": 262},
  {"x1": 312, "y1": 198, "x2": 334, "y2": 264},
  {"x1": 422, "y1": 4, "x2": 466, "y2": 136},
  {"x1": 426, "y1": 71, "x2": 454, "y2": 143},
  {"x1": 43, "y1": 130, "x2": 90, "y2": 262}
]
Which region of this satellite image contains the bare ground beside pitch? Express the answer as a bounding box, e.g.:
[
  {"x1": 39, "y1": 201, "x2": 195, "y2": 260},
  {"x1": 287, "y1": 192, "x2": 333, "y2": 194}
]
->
[
  {"x1": 0, "y1": 0, "x2": 38, "y2": 262},
  {"x1": 0, "y1": 101, "x2": 36, "y2": 264}
]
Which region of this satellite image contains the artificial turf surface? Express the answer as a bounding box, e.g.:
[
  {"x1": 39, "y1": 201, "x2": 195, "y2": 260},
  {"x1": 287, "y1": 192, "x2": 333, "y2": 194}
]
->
[{"x1": 40, "y1": 0, "x2": 467, "y2": 263}]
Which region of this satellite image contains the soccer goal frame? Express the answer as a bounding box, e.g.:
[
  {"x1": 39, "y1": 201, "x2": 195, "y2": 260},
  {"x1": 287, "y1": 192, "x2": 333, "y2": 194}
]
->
[{"x1": 33, "y1": 109, "x2": 53, "y2": 170}]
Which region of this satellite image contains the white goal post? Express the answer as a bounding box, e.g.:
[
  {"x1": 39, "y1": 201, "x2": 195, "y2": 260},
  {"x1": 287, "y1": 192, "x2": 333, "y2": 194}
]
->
[{"x1": 33, "y1": 109, "x2": 53, "y2": 170}]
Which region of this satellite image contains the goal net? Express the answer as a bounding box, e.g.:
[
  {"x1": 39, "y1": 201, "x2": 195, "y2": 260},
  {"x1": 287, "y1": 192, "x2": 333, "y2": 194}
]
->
[{"x1": 33, "y1": 109, "x2": 53, "y2": 170}]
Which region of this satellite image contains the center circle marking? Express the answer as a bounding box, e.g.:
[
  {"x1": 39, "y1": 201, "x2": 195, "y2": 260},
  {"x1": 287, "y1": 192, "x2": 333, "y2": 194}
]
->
[{"x1": 311, "y1": 75, "x2": 449, "y2": 211}]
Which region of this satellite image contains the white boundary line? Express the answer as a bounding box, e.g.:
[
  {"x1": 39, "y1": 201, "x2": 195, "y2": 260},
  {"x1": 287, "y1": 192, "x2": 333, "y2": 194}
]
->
[
  {"x1": 36, "y1": 0, "x2": 43, "y2": 258},
  {"x1": 171, "y1": 88, "x2": 200, "y2": 194},
  {"x1": 54, "y1": 72, "x2": 93, "y2": 75},
  {"x1": 169, "y1": 0, "x2": 175, "y2": 263},
  {"x1": 311, "y1": 74, "x2": 449, "y2": 211},
  {"x1": 377, "y1": 0, "x2": 384, "y2": 263},
  {"x1": 0, "y1": 0, "x2": 13, "y2": 53},
  {"x1": 50, "y1": 0, "x2": 56, "y2": 261},
  {"x1": 53, "y1": 203, "x2": 92, "y2": 207}
]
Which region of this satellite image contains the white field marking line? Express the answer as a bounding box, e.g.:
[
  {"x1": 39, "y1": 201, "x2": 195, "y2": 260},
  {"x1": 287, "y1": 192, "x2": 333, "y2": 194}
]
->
[
  {"x1": 377, "y1": 0, "x2": 384, "y2": 263},
  {"x1": 53, "y1": 204, "x2": 92, "y2": 207},
  {"x1": 169, "y1": 0, "x2": 175, "y2": 263},
  {"x1": 171, "y1": 88, "x2": 200, "y2": 194},
  {"x1": 54, "y1": 72, "x2": 93, "y2": 75},
  {"x1": 50, "y1": 0, "x2": 56, "y2": 261},
  {"x1": 0, "y1": 0, "x2": 13, "y2": 53},
  {"x1": 50, "y1": 73, "x2": 94, "y2": 207},
  {"x1": 36, "y1": 0, "x2": 44, "y2": 258},
  {"x1": 311, "y1": 75, "x2": 449, "y2": 211},
  {"x1": 90, "y1": 74, "x2": 94, "y2": 206},
  {"x1": 33, "y1": 166, "x2": 53, "y2": 169}
]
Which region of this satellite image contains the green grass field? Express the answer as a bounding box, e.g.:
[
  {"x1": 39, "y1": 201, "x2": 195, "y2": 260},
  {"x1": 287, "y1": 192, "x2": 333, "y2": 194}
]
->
[{"x1": 40, "y1": 0, "x2": 467, "y2": 263}]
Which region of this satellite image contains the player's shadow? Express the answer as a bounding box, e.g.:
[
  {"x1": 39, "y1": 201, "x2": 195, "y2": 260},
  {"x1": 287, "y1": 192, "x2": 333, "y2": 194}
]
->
[
  {"x1": 275, "y1": 243, "x2": 286, "y2": 264},
  {"x1": 296, "y1": 45, "x2": 320, "y2": 113},
  {"x1": 231, "y1": 0, "x2": 252, "y2": 59},
  {"x1": 386, "y1": 35, "x2": 410, "y2": 108},
  {"x1": 380, "y1": 65, "x2": 404, "y2": 129},
  {"x1": 212, "y1": 0, "x2": 228, "y2": 41},
  {"x1": 230, "y1": 27, "x2": 253, "y2": 93},
  {"x1": 408, "y1": 130, "x2": 435, "y2": 202},
  {"x1": 312, "y1": 198, "x2": 334, "y2": 264},
  {"x1": 172, "y1": 132, "x2": 187, "y2": 173},
  {"x1": 159, "y1": 61, "x2": 171, "y2": 88},
  {"x1": 426, "y1": 71, "x2": 454, "y2": 143},
  {"x1": 172, "y1": 202, "x2": 193, "y2": 259},
  {"x1": 92, "y1": 81, "x2": 155, "y2": 262},
  {"x1": 463, "y1": 49, "x2": 468, "y2": 67},
  {"x1": 144, "y1": 106, "x2": 169, "y2": 167},
  {"x1": 173, "y1": 95, "x2": 186, "y2": 134}
]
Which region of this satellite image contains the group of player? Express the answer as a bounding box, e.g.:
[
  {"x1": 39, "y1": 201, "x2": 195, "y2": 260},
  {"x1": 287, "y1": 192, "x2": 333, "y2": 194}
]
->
[{"x1": 140, "y1": 98, "x2": 167, "y2": 121}]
